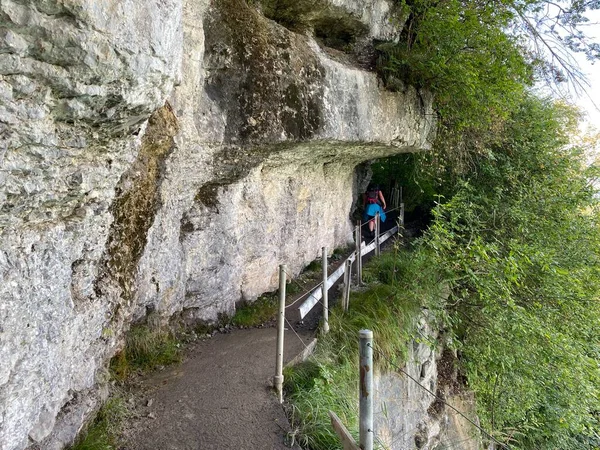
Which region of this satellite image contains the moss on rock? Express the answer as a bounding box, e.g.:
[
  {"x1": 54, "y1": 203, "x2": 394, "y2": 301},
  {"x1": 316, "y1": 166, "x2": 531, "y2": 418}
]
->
[
  {"x1": 204, "y1": 0, "x2": 325, "y2": 144},
  {"x1": 98, "y1": 103, "x2": 179, "y2": 303}
]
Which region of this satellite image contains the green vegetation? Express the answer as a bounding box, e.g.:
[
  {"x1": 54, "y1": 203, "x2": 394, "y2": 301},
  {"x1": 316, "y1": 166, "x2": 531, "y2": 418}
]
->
[
  {"x1": 285, "y1": 249, "x2": 444, "y2": 449},
  {"x1": 254, "y1": 1, "x2": 600, "y2": 447},
  {"x1": 418, "y1": 97, "x2": 600, "y2": 449},
  {"x1": 378, "y1": 0, "x2": 530, "y2": 141},
  {"x1": 231, "y1": 295, "x2": 279, "y2": 327},
  {"x1": 69, "y1": 397, "x2": 128, "y2": 450},
  {"x1": 377, "y1": 0, "x2": 599, "y2": 174},
  {"x1": 365, "y1": 97, "x2": 600, "y2": 449},
  {"x1": 110, "y1": 320, "x2": 181, "y2": 381},
  {"x1": 288, "y1": 97, "x2": 600, "y2": 447},
  {"x1": 369, "y1": 153, "x2": 438, "y2": 214},
  {"x1": 231, "y1": 252, "x2": 348, "y2": 328},
  {"x1": 72, "y1": 315, "x2": 184, "y2": 449}
]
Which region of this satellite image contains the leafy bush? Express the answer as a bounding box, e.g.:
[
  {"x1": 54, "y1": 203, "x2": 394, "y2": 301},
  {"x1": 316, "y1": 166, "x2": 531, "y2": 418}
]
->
[
  {"x1": 284, "y1": 247, "x2": 443, "y2": 449},
  {"x1": 378, "y1": 0, "x2": 531, "y2": 150},
  {"x1": 369, "y1": 153, "x2": 439, "y2": 214},
  {"x1": 377, "y1": 0, "x2": 599, "y2": 181},
  {"x1": 420, "y1": 97, "x2": 600, "y2": 448}
]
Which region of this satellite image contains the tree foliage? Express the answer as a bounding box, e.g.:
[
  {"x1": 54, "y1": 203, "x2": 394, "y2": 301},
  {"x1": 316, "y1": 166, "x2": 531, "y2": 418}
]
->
[
  {"x1": 377, "y1": 0, "x2": 599, "y2": 167},
  {"x1": 420, "y1": 97, "x2": 600, "y2": 449},
  {"x1": 379, "y1": 0, "x2": 531, "y2": 131}
]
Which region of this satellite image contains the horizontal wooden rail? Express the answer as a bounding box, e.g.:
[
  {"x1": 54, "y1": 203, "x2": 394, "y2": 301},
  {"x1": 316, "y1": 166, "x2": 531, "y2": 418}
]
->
[{"x1": 295, "y1": 225, "x2": 399, "y2": 320}]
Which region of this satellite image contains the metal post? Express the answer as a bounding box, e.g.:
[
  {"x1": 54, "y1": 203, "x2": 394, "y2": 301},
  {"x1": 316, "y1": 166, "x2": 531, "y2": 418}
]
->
[
  {"x1": 342, "y1": 264, "x2": 350, "y2": 312},
  {"x1": 359, "y1": 329, "x2": 374, "y2": 450},
  {"x1": 342, "y1": 259, "x2": 352, "y2": 312},
  {"x1": 375, "y1": 212, "x2": 380, "y2": 257},
  {"x1": 354, "y1": 222, "x2": 360, "y2": 274},
  {"x1": 322, "y1": 247, "x2": 329, "y2": 334},
  {"x1": 355, "y1": 221, "x2": 362, "y2": 286},
  {"x1": 275, "y1": 265, "x2": 286, "y2": 403}
]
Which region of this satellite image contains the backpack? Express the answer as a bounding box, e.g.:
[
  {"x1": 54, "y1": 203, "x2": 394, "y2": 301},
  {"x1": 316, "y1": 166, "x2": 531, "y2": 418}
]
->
[{"x1": 366, "y1": 187, "x2": 379, "y2": 204}]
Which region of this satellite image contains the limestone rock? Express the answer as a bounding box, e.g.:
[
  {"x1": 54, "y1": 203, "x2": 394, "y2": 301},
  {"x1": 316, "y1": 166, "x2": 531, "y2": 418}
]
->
[
  {"x1": 0, "y1": 0, "x2": 436, "y2": 448},
  {"x1": 0, "y1": 1, "x2": 182, "y2": 448},
  {"x1": 374, "y1": 316, "x2": 481, "y2": 450}
]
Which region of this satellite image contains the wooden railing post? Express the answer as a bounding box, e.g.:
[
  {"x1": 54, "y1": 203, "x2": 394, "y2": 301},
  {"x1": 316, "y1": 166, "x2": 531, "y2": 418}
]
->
[
  {"x1": 359, "y1": 330, "x2": 374, "y2": 450},
  {"x1": 275, "y1": 265, "x2": 286, "y2": 403},
  {"x1": 355, "y1": 221, "x2": 362, "y2": 286},
  {"x1": 375, "y1": 212, "x2": 380, "y2": 257},
  {"x1": 330, "y1": 411, "x2": 360, "y2": 450},
  {"x1": 321, "y1": 246, "x2": 329, "y2": 334}
]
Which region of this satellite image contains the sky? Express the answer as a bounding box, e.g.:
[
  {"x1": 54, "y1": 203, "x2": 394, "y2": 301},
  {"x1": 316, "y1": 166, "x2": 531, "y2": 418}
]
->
[
  {"x1": 530, "y1": 7, "x2": 599, "y2": 133},
  {"x1": 570, "y1": 10, "x2": 600, "y2": 130}
]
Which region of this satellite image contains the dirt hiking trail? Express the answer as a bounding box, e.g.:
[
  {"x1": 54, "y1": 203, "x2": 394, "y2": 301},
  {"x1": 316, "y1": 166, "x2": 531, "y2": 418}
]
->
[
  {"x1": 120, "y1": 212, "x2": 405, "y2": 450},
  {"x1": 121, "y1": 327, "x2": 313, "y2": 450}
]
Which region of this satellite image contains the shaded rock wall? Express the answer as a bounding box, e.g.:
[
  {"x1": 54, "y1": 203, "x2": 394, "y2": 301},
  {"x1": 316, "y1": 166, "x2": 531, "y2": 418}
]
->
[
  {"x1": 374, "y1": 318, "x2": 481, "y2": 450},
  {"x1": 133, "y1": 0, "x2": 435, "y2": 327},
  {"x1": 0, "y1": 0, "x2": 436, "y2": 448},
  {"x1": 1, "y1": 1, "x2": 182, "y2": 448}
]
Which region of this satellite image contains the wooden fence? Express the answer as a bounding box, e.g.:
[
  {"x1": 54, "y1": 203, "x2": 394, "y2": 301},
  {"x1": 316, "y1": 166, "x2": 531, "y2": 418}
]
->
[{"x1": 274, "y1": 203, "x2": 404, "y2": 405}]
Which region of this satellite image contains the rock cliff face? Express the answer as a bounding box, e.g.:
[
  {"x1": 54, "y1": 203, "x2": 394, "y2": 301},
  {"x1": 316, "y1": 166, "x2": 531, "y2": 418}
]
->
[
  {"x1": 374, "y1": 318, "x2": 481, "y2": 450},
  {"x1": 0, "y1": 0, "x2": 435, "y2": 448}
]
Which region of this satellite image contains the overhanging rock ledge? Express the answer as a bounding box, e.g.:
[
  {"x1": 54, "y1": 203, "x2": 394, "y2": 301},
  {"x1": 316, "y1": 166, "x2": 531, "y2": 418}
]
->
[{"x1": 0, "y1": 0, "x2": 435, "y2": 448}]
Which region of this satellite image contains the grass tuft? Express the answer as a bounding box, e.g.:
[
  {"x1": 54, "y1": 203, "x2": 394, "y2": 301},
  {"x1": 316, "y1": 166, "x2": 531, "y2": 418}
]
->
[
  {"x1": 231, "y1": 249, "x2": 352, "y2": 328},
  {"x1": 110, "y1": 319, "x2": 181, "y2": 381},
  {"x1": 304, "y1": 259, "x2": 323, "y2": 274},
  {"x1": 69, "y1": 397, "x2": 128, "y2": 450},
  {"x1": 231, "y1": 295, "x2": 279, "y2": 327}
]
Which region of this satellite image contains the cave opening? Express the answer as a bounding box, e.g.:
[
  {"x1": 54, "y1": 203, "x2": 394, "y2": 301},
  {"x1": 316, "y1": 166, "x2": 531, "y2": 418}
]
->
[{"x1": 360, "y1": 153, "x2": 438, "y2": 236}]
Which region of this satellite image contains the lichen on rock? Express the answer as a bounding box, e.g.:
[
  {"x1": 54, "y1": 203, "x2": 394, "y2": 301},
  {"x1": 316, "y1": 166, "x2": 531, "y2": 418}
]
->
[{"x1": 204, "y1": 0, "x2": 326, "y2": 143}]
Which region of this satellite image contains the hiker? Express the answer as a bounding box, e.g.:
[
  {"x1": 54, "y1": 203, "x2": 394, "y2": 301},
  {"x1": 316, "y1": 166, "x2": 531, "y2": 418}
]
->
[
  {"x1": 363, "y1": 183, "x2": 386, "y2": 237},
  {"x1": 363, "y1": 183, "x2": 387, "y2": 209}
]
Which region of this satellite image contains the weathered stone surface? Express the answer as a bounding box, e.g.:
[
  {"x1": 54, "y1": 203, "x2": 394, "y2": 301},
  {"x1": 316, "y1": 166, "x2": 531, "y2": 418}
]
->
[
  {"x1": 0, "y1": 0, "x2": 436, "y2": 448},
  {"x1": 328, "y1": 0, "x2": 403, "y2": 40},
  {"x1": 374, "y1": 317, "x2": 481, "y2": 450},
  {"x1": 0, "y1": 1, "x2": 182, "y2": 448},
  {"x1": 134, "y1": 0, "x2": 434, "y2": 324},
  {"x1": 257, "y1": 0, "x2": 402, "y2": 43}
]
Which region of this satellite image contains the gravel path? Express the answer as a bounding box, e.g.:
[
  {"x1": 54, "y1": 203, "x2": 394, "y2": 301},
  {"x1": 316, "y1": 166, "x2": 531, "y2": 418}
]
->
[{"x1": 121, "y1": 327, "x2": 313, "y2": 450}]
